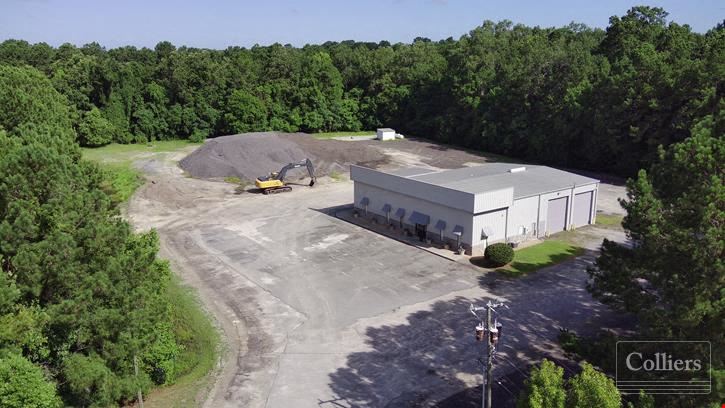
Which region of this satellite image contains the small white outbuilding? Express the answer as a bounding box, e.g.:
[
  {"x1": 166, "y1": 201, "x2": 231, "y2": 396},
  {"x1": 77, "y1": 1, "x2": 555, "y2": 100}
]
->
[{"x1": 376, "y1": 128, "x2": 396, "y2": 141}]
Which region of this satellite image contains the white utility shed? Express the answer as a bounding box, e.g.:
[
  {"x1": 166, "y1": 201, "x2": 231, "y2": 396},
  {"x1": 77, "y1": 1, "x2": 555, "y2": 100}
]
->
[
  {"x1": 376, "y1": 128, "x2": 396, "y2": 141},
  {"x1": 350, "y1": 163, "x2": 599, "y2": 253}
]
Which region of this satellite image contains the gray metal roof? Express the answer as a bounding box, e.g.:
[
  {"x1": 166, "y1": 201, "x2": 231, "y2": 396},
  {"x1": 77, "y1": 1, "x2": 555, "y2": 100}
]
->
[
  {"x1": 377, "y1": 128, "x2": 395, "y2": 132},
  {"x1": 388, "y1": 167, "x2": 438, "y2": 177},
  {"x1": 398, "y1": 163, "x2": 599, "y2": 198}
]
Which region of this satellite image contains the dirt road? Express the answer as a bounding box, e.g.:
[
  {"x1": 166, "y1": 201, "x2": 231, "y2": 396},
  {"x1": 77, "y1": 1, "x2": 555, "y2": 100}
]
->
[{"x1": 127, "y1": 142, "x2": 629, "y2": 407}]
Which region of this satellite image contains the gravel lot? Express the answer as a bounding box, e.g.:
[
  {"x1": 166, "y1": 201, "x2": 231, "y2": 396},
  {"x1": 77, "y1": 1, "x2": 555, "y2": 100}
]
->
[{"x1": 129, "y1": 138, "x2": 629, "y2": 407}]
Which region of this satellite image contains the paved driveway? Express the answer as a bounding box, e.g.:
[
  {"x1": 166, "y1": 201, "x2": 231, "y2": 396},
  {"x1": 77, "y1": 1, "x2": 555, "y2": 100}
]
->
[{"x1": 129, "y1": 160, "x2": 629, "y2": 408}]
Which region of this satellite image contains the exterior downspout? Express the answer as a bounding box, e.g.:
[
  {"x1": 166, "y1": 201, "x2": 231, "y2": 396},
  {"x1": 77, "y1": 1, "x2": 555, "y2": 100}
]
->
[
  {"x1": 592, "y1": 183, "x2": 599, "y2": 224},
  {"x1": 536, "y1": 194, "x2": 541, "y2": 238},
  {"x1": 569, "y1": 184, "x2": 576, "y2": 230},
  {"x1": 504, "y1": 207, "x2": 509, "y2": 243}
]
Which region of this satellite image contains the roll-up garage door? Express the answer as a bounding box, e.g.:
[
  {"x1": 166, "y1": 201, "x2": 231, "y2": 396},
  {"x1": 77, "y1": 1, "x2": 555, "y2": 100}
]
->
[
  {"x1": 572, "y1": 191, "x2": 593, "y2": 227},
  {"x1": 547, "y1": 196, "x2": 568, "y2": 233}
]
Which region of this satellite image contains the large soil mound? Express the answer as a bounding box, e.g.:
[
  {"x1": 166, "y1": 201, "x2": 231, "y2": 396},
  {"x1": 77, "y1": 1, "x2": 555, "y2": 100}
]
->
[{"x1": 179, "y1": 132, "x2": 388, "y2": 181}]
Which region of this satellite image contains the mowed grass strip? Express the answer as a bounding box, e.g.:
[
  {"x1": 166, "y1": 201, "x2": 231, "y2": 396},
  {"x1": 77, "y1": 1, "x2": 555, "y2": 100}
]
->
[
  {"x1": 595, "y1": 213, "x2": 624, "y2": 227},
  {"x1": 497, "y1": 240, "x2": 584, "y2": 276},
  {"x1": 82, "y1": 140, "x2": 200, "y2": 163},
  {"x1": 312, "y1": 130, "x2": 376, "y2": 139}
]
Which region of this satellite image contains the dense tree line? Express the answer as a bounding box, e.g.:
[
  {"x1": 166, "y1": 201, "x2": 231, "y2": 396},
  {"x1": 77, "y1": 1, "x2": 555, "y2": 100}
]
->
[
  {"x1": 0, "y1": 66, "x2": 187, "y2": 406},
  {"x1": 0, "y1": 7, "x2": 721, "y2": 175},
  {"x1": 588, "y1": 110, "x2": 724, "y2": 407}
]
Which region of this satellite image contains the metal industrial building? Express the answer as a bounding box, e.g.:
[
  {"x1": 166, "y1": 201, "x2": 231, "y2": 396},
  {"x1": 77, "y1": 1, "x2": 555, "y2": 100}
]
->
[{"x1": 350, "y1": 163, "x2": 599, "y2": 253}]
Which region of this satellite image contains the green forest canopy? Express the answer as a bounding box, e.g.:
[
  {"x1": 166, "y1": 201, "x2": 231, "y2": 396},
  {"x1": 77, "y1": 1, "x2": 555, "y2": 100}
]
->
[
  {"x1": 1, "y1": 6, "x2": 722, "y2": 176},
  {"x1": 0, "y1": 66, "x2": 197, "y2": 406}
]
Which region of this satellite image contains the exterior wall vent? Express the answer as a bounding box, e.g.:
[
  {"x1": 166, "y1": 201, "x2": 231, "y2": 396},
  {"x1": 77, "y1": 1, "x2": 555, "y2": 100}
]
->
[{"x1": 509, "y1": 167, "x2": 526, "y2": 173}]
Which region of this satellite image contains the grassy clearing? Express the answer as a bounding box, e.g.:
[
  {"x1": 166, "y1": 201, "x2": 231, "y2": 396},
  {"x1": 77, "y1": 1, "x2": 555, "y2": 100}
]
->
[
  {"x1": 144, "y1": 277, "x2": 220, "y2": 407},
  {"x1": 595, "y1": 213, "x2": 624, "y2": 227},
  {"x1": 82, "y1": 140, "x2": 200, "y2": 163},
  {"x1": 82, "y1": 140, "x2": 201, "y2": 202},
  {"x1": 496, "y1": 240, "x2": 584, "y2": 276},
  {"x1": 312, "y1": 130, "x2": 375, "y2": 139}
]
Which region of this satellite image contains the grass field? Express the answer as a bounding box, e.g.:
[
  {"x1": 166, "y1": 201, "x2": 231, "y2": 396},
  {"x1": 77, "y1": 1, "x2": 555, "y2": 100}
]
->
[
  {"x1": 81, "y1": 140, "x2": 200, "y2": 163},
  {"x1": 82, "y1": 141, "x2": 201, "y2": 202},
  {"x1": 498, "y1": 240, "x2": 584, "y2": 276},
  {"x1": 595, "y1": 213, "x2": 624, "y2": 227},
  {"x1": 312, "y1": 130, "x2": 376, "y2": 139}
]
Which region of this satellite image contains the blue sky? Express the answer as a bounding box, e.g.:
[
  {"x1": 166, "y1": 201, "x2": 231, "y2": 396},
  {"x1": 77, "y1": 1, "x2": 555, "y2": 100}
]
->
[{"x1": 1, "y1": 0, "x2": 721, "y2": 49}]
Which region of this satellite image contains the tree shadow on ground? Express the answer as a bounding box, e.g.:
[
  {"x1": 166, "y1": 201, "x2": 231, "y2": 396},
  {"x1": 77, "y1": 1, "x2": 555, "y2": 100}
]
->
[{"x1": 325, "y1": 253, "x2": 635, "y2": 407}]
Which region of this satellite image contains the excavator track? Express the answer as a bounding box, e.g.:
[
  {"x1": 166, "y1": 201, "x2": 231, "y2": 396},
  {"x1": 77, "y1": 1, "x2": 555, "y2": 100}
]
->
[{"x1": 263, "y1": 186, "x2": 293, "y2": 195}]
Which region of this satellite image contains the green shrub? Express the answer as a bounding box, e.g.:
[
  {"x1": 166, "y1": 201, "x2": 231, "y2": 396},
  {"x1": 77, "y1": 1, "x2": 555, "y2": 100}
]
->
[
  {"x1": 566, "y1": 362, "x2": 621, "y2": 408},
  {"x1": 484, "y1": 243, "x2": 514, "y2": 266},
  {"x1": 0, "y1": 352, "x2": 61, "y2": 408},
  {"x1": 77, "y1": 107, "x2": 114, "y2": 146},
  {"x1": 189, "y1": 129, "x2": 207, "y2": 143},
  {"x1": 517, "y1": 359, "x2": 566, "y2": 408}
]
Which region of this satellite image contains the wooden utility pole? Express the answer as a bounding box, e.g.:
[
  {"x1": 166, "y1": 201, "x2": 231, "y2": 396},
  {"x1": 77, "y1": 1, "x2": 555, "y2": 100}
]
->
[
  {"x1": 470, "y1": 301, "x2": 506, "y2": 408},
  {"x1": 485, "y1": 305, "x2": 493, "y2": 408},
  {"x1": 134, "y1": 355, "x2": 144, "y2": 408}
]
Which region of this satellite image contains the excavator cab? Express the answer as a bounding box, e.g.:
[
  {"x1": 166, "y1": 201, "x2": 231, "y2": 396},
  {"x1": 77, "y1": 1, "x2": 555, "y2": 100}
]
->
[{"x1": 255, "y1": 159, "x2": 316, "y2": 194}]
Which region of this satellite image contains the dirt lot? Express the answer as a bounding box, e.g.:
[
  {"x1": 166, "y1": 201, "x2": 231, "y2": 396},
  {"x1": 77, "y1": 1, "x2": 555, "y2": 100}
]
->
[{"x1": 128, "y1": 137, "x2": 629, "y2": 407}]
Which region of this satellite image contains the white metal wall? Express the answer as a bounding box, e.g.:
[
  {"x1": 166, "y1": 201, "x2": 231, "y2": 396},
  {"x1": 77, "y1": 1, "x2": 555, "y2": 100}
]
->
[
  {"x1": 472, "y1": 208, "x2": 508, "y2": 246},
  {"x1": 354, "y1": 182, "x2": 475, "y2": 245},
  {"x1": 508, "y1": 195, "x2": 539, "y2": 240},
  {"x1": 473, "y1": 188, "x2": 513, "y2": 213}
]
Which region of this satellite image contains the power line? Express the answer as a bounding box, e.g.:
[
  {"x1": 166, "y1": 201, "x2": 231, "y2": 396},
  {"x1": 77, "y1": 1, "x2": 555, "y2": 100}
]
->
[{"x1": 497, "y1": 380, "x2": 516, "y2": 397}]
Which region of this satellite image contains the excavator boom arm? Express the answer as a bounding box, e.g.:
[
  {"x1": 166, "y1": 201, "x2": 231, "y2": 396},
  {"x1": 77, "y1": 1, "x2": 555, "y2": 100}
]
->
[{"x1": 276, "y1": 159, "x2": 316, "y2": 185}]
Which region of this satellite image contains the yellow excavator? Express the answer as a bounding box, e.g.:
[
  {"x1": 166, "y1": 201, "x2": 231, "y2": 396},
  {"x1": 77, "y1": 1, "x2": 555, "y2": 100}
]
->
[{"x1": 255, "y1": 158, "x2": 317, "y2": 194}]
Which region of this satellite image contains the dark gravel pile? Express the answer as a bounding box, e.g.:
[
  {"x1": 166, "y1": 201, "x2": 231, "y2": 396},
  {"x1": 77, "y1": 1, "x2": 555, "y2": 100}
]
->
[{"x1": 179, "y1": 132, "x2": 388, "y2": 181}]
